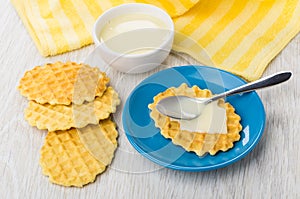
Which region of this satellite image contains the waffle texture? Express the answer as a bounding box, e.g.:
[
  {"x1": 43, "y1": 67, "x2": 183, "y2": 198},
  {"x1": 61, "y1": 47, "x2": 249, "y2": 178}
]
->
[
  {"x1": 25, "y1": 87, "x2": 120, "y2": 131},
  {"x1": 18, "y1": 61, "x2": 121, "y2": 187},
  {"x1": 148, "y1": 83, "x2": 242, "y2": 156},
  {"x1": 40, "y1": 126, "x2": 106, "y2": 187},
  {"x1": 77, "y1": 119, "x2": 118, "y2": 165},
  {"x1": 18, "y1": 61, "x2": 109, "y2": 105}
]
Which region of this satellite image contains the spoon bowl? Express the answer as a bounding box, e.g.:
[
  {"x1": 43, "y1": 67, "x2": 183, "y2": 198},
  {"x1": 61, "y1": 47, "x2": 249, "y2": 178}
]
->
[{"x1": 156, "y1": 96, "x2": 208, "y2": 120}]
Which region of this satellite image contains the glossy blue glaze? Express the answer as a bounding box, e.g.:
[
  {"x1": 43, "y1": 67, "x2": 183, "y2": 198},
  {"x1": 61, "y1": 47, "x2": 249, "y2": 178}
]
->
[{"x1": 123, "y1": 66, "x2": 265, "y2": 171}]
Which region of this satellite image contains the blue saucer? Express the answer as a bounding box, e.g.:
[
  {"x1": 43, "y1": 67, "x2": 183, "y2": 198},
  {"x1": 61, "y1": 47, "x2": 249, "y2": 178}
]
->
[{"x1": 122, "y1": 66, "x2": 265, "y2": 171}]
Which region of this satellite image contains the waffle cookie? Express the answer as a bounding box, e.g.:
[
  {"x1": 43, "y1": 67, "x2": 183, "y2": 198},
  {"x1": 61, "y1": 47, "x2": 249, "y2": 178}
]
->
[
  {"x1": 39, "y1": 120, "x2": 118, "y2": 187},
  {"x1": 25, "y1": 87, "x2": 120, "y2": 131},
  {"x1": 148, "y1": 83, "x2": 242, "y2": 156},
  {"x1": 18, "y1": 61, "x2": 109, "y2": 105},
  {"x1": 77, "y1": 119, "x2": 118, "y2": 166}
]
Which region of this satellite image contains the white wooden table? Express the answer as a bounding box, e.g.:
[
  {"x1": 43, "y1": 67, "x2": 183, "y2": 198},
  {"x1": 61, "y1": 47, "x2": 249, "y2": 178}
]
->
[{"x1": 1, "y1": 1, "x2": 299, "y2": 198}]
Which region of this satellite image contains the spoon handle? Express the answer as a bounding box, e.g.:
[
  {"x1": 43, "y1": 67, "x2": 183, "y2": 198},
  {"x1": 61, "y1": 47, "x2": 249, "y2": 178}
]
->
[{"x1": 206, "y1": 71, "x2": 292, "y2": 103}]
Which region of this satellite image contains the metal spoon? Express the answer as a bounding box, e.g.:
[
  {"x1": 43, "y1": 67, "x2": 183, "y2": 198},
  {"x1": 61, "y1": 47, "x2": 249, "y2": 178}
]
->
[{"x1": 156, "y1": 71, "x2": 292, "y2": 120}]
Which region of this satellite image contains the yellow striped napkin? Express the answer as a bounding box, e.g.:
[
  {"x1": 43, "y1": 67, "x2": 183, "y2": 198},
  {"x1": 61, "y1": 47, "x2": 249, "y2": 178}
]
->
[
  {"x1": 173, "y1": 0, "x2": 300, "y2": 81},
  {"x1": 12, "y1": 0, "x2": 300, "y2": 81},
  {"x1": 11, "y1": 0, "x2": 198, "y2": 56}
]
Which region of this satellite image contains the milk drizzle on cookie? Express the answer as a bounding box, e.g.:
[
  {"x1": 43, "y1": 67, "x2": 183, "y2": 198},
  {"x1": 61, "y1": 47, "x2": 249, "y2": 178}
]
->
[{"x1": 170, "y1": 99, "x2": 228, "y2": 134}]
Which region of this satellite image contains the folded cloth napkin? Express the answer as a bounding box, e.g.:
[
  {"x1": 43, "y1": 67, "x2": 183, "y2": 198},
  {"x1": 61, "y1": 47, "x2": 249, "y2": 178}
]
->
[
  {"x1": 11, "y1": 0, "x2": 198, "y2": 56},
  {"x1": 173, "y1": 0, "x2": 300, "y2": 81},
  {"x1": 11, "y1": 0, "x2": 300, "y2": 81}
]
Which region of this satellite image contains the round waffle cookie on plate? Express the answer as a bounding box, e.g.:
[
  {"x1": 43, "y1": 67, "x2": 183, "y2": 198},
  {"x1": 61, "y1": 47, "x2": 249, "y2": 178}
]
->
[{"x1": 148, "y1": 83, "x2": 242, "y2": 156}]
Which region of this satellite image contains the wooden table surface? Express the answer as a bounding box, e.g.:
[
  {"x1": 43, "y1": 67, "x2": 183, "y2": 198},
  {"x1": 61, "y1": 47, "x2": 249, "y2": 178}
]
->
[{"x1": 1, "y1": 1, "x2": 299, "y2": 198}]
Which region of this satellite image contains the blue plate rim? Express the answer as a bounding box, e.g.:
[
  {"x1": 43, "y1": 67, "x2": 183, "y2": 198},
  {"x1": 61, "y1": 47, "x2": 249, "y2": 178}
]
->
[{"x1": 123, "y1": 65, "x2": 266, "y2": 171}]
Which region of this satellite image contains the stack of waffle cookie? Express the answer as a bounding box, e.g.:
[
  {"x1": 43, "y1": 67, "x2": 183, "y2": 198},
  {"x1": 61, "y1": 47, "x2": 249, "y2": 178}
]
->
[
  {"x1": 148, "y1": 83, "x2": 242, "y2": 156},
  {"x1": 18, "y1": 61, "x2": 120, "y2": 187}
]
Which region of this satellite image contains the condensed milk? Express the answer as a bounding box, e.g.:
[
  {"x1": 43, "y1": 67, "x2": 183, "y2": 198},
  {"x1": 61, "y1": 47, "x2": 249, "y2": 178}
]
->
[
  {"x1": 171, "y1": 99, "x2": 228, "y2": 134},
  {"x1": 99, "y1": 13, "x2": 170, "y2": 55}
]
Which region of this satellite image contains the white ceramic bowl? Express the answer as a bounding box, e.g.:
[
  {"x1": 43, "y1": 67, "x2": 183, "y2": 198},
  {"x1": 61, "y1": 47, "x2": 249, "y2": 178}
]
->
[{"x1": 92, "y1": 3, "x2": 174, "y2": 73}]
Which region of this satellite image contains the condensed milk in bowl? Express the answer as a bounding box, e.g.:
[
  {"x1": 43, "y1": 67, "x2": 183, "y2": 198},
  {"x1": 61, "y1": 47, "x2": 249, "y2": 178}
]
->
[{"x1": 92, "y1": 3, "x2": 174, "y2": 73}]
